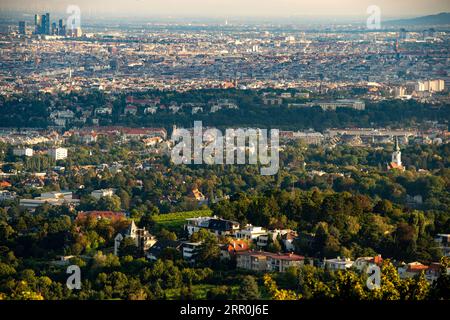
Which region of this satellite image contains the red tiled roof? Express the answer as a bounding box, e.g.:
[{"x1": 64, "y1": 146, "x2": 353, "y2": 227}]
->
[
  {"x1": 407, "y1": 264, "x2": 429, "y2": 272},
  {"x1": 225, "y1": 240, "x2": 249, "y2": 253},
  {"x1": 0, "y1": 181, "x2": 12, "y2": 188},
  {"x1": 388, "y1": 162, "x2": 405, "y2": 170}
]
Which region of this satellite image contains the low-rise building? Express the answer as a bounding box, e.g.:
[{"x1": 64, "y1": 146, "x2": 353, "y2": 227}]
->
[
  {"x1": 267, "y1": 253, "x2": 305, "y2": 272},
  {"x1": 184, "y1": 216, "x2": 240, "y2": 237},
  {"x1": 182, "y1": 242, "x2": 202, "y2": 263},
  {"x1": 323, "y1": 257, "x2": 354, "y2": 271},
  {"x1": 235, "y1": 225, "x2": 268, "y2": 241},
  {"x1": 19, "y1": 191, "x2": 79, "y2": 210},
  {"x1": 146, "y1": 240, "x2": 182, "y2": 261},
  {"x1": 435, "y1": 234, "x2": 450, "y2": 257},
  {"x1": 236, "y1": 250, "x2": 305, "y2": 272},
  {"x1": 0, "y1": 190, "x2": 17, "y2": 201},
  {"x1": 91, "y1": 188, "x2": 115, "y2": 199},
  {"x1": 220, "y1": 240, "x2": 250, "y2": 260},
  {"x1": 236, "y1": 251, "x2": 273, "y2": 272},
  {"x1": 354, "y1": 255, "x2": 383, "y2": 271}
]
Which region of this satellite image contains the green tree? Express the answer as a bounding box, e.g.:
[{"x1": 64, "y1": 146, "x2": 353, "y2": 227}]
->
[{"x1": 236, "y1": 275, "x2": 260, "y2": 300}]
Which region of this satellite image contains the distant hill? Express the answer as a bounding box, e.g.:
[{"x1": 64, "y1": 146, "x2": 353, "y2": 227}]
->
[{"x1": 386, "y1": 12, "x2": 450, "y2": 25}]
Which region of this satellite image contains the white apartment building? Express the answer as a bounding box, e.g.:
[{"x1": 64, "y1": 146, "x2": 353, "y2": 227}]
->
[
  {"x1": 13, "y1": 147, "x2": 34, "y2": 157},
  {"x1": 415, "y1": 79, "x2": 445, "y2": 93},
  {"x1": 48, "y1": 147, "x2": 68, "y2": 160}
]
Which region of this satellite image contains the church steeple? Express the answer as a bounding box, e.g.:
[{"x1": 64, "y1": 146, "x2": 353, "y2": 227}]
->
[
  {"x1": 395, "y1": 136, "x2": 400, "y2": 152},
  {"x1": 388, "y1": 136, "x2": 405, "y2": 171},
  {"x1": 392, "y1": 137, "x2": 402, "y2": 167}
]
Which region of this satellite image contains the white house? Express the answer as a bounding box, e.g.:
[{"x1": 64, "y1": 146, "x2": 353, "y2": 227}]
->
[
  {"x1": 91, "y1": 188, "x2": 115, "y2": 200},
  {"x1": 235, "y1": 225, "x2": 268, "y2": 241},
  {"x1": 323, "y1": 257, "x2": 354, "y2": 271}
]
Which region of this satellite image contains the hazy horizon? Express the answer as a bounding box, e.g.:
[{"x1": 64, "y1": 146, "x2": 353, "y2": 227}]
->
[{"x1": 1, "y1": 0, "x2": 449, "y2": 19}]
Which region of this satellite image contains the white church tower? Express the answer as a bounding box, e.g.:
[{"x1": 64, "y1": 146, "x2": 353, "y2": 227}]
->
[{"x1": 392, "y1": 136, "x2": 402, "y2": 167}]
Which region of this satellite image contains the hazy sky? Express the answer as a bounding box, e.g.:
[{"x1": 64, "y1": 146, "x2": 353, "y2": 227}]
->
[{"x1": 2, "y1": 0, "x2": 449, "y2": 18}]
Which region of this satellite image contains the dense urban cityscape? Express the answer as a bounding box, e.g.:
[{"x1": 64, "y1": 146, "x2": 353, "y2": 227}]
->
[{"x1": 0, "y1": 1, "x2": 449, "y2": 311}]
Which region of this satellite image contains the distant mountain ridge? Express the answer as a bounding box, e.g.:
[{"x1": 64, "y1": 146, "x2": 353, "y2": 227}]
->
[{"x1": 386, "y1": 12, "x2": 450, "y2": 25}]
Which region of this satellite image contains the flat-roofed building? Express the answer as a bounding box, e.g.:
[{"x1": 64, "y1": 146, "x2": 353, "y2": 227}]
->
[
  {"x1": 91, "y1": 188, "x2": 115, "y2": 199},
  {"x1": 49, "y1": 147, "x2": 68, "y2": 160},
  {"x1": 13, "y1": 147, "x2": 34, "y2": 157}
]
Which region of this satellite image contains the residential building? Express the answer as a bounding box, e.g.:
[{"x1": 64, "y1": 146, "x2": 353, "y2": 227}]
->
[
  {"x1": 49, "y1": 147, "x2": 68, "y2": 160},
  {"x1": 323, "y1": 257, "x2": 354, "y2": 271},
  {"x1": 146, "y1": 240, "x2": 182, "y2": 261},
  {"x1": 184, "y1": 216, "x2": 240, "y2": 237},
  {"x1": 415, "y1": 80, "x2": 445, "y2": 93},
  {"x1": 235, "y1": 225, "x2": 268, "y2": 241},
  {"x1": 435, "y1": 234, "x2": 450, "y2": 257},
  {"x1": 0, "y1": 190, "x2": 17, "y2": 201},
  {"x1": 91, "y1": 188, "x2": 115, "y2": 199},
  {"x1": 398, "y1": 262, "x2": 429, "y2": 279},
  {"x1": 182, "y1": 242, "x2": 202, "y2": 263},
  {"x1": 236, "y1": 251, "x2": 305, "y2": 272},
  {"x1": 315, "y1": 99, "x2": 365, "y2": 111},
  {"x1": 267, "y1": 253, "x2": 305, "y2": 272},
  {"x1": 220, "y1": 240, "x2": 250, "y2": 260},
  {"x1": 236, "y1": 251, "x2": 273, "y2": 272},
  {"x1": 354, "y1": 255, "x2": 383, "y2": 271},
  {"x1": 262, "y1": 97, "x2": 283, "y2": 106},
  {"x1": 13, "y1": 147, "x2": 34, "y2": 157}
]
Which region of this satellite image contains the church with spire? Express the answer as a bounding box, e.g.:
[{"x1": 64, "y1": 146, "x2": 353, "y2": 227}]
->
[{"x1": 387, "y1": 137, "x2": 405, "y2": 171}]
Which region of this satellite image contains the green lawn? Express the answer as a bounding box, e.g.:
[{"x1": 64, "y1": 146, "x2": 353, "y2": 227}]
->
[
  {"x1": 153, "y1": 210, "x2": 212, "y2": 231},
  {"x1": 165, "y1": 284, "x2": 215, "y2": 300}
]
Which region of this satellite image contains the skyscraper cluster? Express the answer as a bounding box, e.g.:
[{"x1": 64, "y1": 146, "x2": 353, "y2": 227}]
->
[{"x1": 33, "y1": 13, "x2": 66, "y2": 36}]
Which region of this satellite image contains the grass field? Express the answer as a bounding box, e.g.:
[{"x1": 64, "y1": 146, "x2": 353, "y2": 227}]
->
[{"x1": 153, "y1": 209, "x2": 213, "y2": 231}]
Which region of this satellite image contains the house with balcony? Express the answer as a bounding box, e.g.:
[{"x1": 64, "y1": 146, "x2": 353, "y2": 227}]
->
[
  {"x1": 267, "y1": 253, "x2": 305, "y2": 272},
  {"x1": 323, "y1": 257, "x2": 354, "y2": 271},
  {"x1": 235, "y1": 225, "x2": 268, "y2": 241},
  {"x1": 236, "y1": 250, "x2": 305, "y2": 272},
  {"x1": 184, "y1": 216, "x2": 240, "y2": 237},
  {"x1": 182, "y1": 242, "x2": 202, "y2": 263},
  {"x1": 236, "y1": 251, "x2": 273, "y2": 272}
]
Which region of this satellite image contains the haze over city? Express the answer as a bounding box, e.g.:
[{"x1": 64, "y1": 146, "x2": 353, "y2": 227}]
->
[{"x1": 2, "y1": 0, "x2": 450, "y2": 19}]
